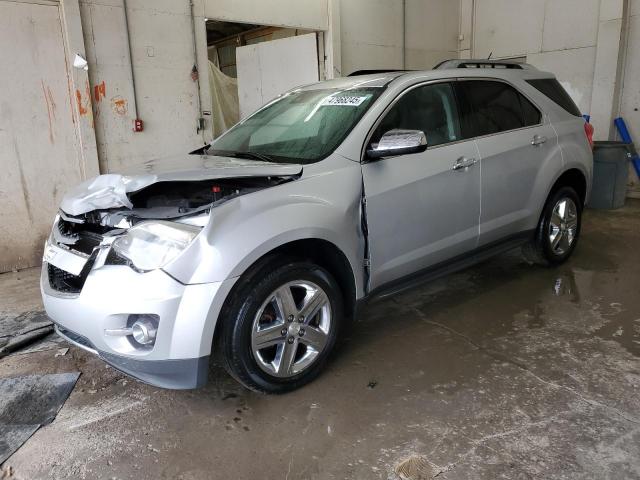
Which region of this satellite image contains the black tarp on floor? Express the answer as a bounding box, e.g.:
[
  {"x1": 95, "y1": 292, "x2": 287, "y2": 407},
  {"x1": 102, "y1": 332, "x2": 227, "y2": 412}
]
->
[{"x1": 0, "y1": 372, "x2": 79, "y2": 464}]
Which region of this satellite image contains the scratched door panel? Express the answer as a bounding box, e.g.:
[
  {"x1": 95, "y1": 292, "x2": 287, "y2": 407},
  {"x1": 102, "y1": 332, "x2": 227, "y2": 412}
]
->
[{"x1": 0, "y1": 1, "x2": 83, "y2": 271}]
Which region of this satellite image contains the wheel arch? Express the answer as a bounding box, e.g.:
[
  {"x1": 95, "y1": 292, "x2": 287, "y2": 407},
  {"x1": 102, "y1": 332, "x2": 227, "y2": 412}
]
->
[
  {"x1": 212, "y1": 238, "x2": 359, "y2": 348},
  {"x1": 551, "y1": 168, "x2": 588, "y2": 206},
  {"x1": 529, "y1": 166, "x2": 588, "y2": 240}
]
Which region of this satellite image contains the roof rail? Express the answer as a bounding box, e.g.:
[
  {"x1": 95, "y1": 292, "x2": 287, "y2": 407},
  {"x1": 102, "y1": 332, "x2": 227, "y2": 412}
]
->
[
  {"x1": 433, "y1": 59, "x2": 537, "y2": 71},
  {"x1": 348, "y1": 69, "x2": 412, "y2": 76}
]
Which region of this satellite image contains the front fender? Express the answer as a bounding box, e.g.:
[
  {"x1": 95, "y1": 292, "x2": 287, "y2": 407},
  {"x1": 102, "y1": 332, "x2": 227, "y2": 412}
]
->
[{"x1": 163, "y1": 159, "x2": 366, "y2": 297}]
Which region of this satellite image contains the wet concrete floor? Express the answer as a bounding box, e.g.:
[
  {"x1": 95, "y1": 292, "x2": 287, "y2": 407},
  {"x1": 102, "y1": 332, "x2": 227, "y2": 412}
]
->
[{"x1": 1, "y1": 200, "x2": 639, "y2": 479}]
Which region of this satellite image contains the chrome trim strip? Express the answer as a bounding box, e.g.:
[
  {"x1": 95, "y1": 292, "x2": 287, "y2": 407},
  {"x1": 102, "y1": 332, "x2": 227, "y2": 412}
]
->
[{"x1": 44, "y1": 242, "x2": 89, "y2": 276}]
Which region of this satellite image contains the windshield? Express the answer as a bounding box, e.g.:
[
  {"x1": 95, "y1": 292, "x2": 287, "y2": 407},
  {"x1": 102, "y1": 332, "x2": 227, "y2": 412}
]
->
[{"x1": 208, "y1": 87, "x2": 383, "y2": 164}]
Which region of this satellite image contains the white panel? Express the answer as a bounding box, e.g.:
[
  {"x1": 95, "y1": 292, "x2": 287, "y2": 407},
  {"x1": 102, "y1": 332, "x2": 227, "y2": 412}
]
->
[
  {"x1": 473, "y1": 0, "x2": 545, "y2": 57},
  {"x1": 599, "y1": 0, "x2": 624, "y2": 21},
  {"x1": 528, "y1": 47, "x2": 597, "y2": 114},
  {"x1": 0, "y1": 1, "x2": 84, "y2": 271},
  {"x1": 236, "y1": 44, "x2": 263, "y2": 119},
  {"x1": 236, "y1": 33, "x2": 319, "y2": 119},
  {"x1": 542, "y1": 0, "x2": 599, "y2": 51}
]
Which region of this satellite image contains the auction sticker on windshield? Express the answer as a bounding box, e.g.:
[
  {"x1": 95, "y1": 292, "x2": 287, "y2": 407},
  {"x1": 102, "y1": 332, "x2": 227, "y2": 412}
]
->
[{"x1": 322, "y1": 95, "x2": 370, "y2": 107}]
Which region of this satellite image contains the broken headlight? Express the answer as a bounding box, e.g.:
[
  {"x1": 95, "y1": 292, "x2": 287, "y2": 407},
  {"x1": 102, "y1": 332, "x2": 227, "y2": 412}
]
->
[{"x1": 112, "y1": 221, "x2": 201, "y2": 272}]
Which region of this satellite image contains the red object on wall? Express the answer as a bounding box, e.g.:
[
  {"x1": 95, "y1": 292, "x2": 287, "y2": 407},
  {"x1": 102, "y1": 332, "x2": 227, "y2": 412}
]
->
[{"x1": 133, "y1": 119, "x2": 144, "y2": 132}]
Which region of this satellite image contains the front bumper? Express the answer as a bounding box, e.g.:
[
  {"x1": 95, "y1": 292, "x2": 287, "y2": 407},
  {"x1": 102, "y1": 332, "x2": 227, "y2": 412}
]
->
[{"x1": 41, "y1": 258, "x2": 236, "y2": 389}]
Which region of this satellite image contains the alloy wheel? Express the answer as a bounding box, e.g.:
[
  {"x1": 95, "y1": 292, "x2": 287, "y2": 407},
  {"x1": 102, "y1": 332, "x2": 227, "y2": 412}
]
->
[
  {"x1": 251, "y1": 280, "x2": 332, "y2": 378},
  {"x1": 548, "y1": 197, "x2": 578, "y2": 255}
]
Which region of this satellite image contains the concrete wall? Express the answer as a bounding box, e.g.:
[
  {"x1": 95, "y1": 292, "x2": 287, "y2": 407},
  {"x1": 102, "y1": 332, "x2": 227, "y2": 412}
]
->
[
  {"x1": 79, "y1": 0, "x2": 210, "y2": 173},
  {"x1": 461, "y1": 0, "x2": 602, "y2": 115},
  {"x1": 202, "y1": 0, "x2": 328, "y2": 30},
  {"x1": 80, "y1": 0, "x2": 333, "y2": 174},
  {"x1": 620, "y1": 0, "x2": 640, "y2": 192},
  {"x1": 620, "y1": 0, "x2": 640, "y2": 146},
  {"x1": 462, "y1": 0, "x2": 640, "y2": 191},
  {"x1": 339, "y1": 0, "x2": 458, "y2": 76}
]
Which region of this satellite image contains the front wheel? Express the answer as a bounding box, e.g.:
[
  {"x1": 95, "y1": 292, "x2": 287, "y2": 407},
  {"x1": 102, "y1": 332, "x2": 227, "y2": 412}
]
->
[
  {"x1": 523, "y1": 186, "x2": 582, "y2": 266},
  {"x1": 217, "y1": 257, "x2": 343, "y2": 393}
]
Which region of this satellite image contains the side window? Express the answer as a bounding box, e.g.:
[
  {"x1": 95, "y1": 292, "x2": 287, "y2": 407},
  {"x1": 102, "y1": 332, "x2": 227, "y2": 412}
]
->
[
  {"x1": 526, "y1": 78, "x2": 582, "y2": 116},
  {"x1": 456, "y1": 81, "x2": 541, "y2": 137},
  {"x1": 371, "y1": 83, "x2": 462, "y2": 149}
]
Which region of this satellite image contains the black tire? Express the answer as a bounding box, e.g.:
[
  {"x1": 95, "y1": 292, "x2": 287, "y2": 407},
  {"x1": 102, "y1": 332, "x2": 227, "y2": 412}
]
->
[
  {"x1": 523, "y1": 186, "x2": 582, "y2": 266},
  {"x1": 216, "y1": 255, "x2": 343, "y2": 394}
]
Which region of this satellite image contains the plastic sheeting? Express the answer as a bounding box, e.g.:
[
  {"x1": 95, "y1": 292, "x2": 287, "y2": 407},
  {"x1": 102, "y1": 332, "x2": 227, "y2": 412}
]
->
[
  {"x1": 208, "y1": 61, "x2": 239, "y2": 139},
  {"x1": 59, "y1": 173, "x2": 157, "y2": 216}
]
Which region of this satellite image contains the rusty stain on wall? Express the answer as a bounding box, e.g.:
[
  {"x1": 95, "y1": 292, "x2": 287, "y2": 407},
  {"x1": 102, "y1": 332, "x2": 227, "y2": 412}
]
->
[
  {"x1": 41, "y1": 80, "x2": 57, "y2": 144},
  {"x1": 75, "y1": 89, "x2": 88, "y2": 116},
  {"x1": 94, "y1": 81, "x2": 106, "y2": 102},
  {"x1": 111, "y1": 96, "x2": 127, "y2": 116}
]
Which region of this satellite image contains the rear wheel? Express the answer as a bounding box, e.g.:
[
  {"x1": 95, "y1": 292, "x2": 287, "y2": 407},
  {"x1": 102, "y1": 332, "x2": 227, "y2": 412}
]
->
[
  {"x1": 523, "y1": 186, "x2": 582, "y2": 266},
  {"x1": 217, "y1": 257, "x2": 342, "y2": 393}
]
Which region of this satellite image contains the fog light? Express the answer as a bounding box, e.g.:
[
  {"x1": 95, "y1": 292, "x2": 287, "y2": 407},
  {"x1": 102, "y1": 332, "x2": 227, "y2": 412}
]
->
[{"x1": 130, "y1": 315, "x2": 158, "y2": 346}]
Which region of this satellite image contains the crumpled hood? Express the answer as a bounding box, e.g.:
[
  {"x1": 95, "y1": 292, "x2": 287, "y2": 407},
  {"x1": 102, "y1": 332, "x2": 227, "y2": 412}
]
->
[{"x1": 60, "y1": 154, "x2": 303, "y2": 216}]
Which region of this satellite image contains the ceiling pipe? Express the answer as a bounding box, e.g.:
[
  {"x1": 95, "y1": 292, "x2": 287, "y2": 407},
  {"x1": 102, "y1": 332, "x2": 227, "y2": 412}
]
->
[{"x1": 189, "y1": 0, "x2": 205, "y2": 134}]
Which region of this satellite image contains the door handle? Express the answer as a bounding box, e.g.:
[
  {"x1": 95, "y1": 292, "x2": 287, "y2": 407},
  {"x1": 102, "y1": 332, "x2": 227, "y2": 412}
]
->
[
  {"x1": 452, "y1": 156, "x2": 477, "y2": 171},
  {"x1": 531, "y1": 135, "x2": 547, "y2": 146}
]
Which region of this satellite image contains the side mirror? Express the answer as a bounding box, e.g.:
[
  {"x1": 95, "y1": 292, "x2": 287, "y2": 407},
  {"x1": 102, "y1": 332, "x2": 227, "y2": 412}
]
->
[{"x1": 366, "y1": 129, "x2": 427, "y2": 160}]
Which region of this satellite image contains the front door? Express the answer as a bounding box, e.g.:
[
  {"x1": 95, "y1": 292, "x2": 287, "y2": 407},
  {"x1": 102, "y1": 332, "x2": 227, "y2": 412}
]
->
[{"x1": 362, "y1": 82, "x2": 481, "y2": 291}]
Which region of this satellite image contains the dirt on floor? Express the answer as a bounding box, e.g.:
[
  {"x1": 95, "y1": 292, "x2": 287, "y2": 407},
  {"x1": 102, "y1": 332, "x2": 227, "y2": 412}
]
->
[{"x1": 1, "y1": 201, "x2": 639, "y2": 480}]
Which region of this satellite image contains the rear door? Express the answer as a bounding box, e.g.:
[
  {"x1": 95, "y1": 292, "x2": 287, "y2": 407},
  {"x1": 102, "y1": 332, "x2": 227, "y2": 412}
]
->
[
  {"x1": 455, "y1": 80, "x2": 559, "y2": 246},
  {"x1": 362, "y1": 82, "x2": 481, "y2": 290}
]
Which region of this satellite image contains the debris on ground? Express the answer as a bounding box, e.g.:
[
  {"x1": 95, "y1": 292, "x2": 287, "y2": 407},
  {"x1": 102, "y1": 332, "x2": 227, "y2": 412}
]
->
[
  {"x1": 394, "y1": 455, "x2": 437, "y2": 480},
  {"x1": 54, "y1": 348, "x2": 69, "y2": 357},
  {"x1": 0, "y1": 465, "x2": 14, "y2": 478},
  {"x1": 0, "y1": 372, "x2": 80, "y2": 464}
]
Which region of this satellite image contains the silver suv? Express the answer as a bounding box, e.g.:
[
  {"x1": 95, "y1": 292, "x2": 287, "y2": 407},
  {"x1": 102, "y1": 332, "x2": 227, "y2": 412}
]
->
[{"x1": 41, "y1": 60, "x2": 593, "y2": 393}]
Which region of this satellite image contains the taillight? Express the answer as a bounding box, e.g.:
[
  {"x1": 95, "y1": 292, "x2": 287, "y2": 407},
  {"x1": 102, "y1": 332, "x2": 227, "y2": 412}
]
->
[{"x1": 584, "y1": 122, "x2": 594, "y2": 149}]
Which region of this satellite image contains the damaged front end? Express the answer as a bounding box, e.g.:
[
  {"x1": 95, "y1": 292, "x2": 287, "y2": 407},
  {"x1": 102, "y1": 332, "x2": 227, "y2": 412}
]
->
[{"x1": 45, "y1": 168, "x2": 301, "y2": 295}]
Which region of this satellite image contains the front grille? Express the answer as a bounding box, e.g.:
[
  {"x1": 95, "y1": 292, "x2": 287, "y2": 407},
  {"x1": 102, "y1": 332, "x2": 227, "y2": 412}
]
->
[{"x1": 47, "y1": 255, "x2": 96, "y2": 294}]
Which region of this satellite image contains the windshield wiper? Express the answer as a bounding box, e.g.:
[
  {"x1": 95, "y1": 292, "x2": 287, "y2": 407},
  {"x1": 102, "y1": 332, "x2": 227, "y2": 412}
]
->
[{"x1": 214, "y1": 149, "x2": 274, "y2": 163}]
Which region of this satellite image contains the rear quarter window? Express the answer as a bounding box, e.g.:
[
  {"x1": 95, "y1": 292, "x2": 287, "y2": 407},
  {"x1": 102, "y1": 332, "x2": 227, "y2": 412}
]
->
[
  {"x1": 526, "y1": 78, "x2": 582, "y2": 117},
  {"x1": 455, "y1": 80, "x2": 541, "y2": 137}
]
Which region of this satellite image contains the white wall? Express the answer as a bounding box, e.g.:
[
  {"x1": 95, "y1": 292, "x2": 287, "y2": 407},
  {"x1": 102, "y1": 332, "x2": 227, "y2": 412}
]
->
[
  {"x1": 339, "y1": 0, "x2": 458, "y2": 75},
  {"x1": 203, "y1": 0, "x2": 328, "y2": 30},
  {"x1": 464, "y1": 0, "x2": 602, "y2": 116},
  {"x1": 620, "y1": 0, "x2": 640, "y2": 191},
  {"x1": 463, "y1": 0, "x2": 640, "y2": 191},
  {"x1": 620, "y1": 0, "x2": 640, "y2": 145}
]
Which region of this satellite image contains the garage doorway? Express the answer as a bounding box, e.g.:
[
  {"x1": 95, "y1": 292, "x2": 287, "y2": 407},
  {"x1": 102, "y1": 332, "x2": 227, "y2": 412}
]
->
[{"x1": 205, "y1": 20, "x2": 323, "y2": 138}]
